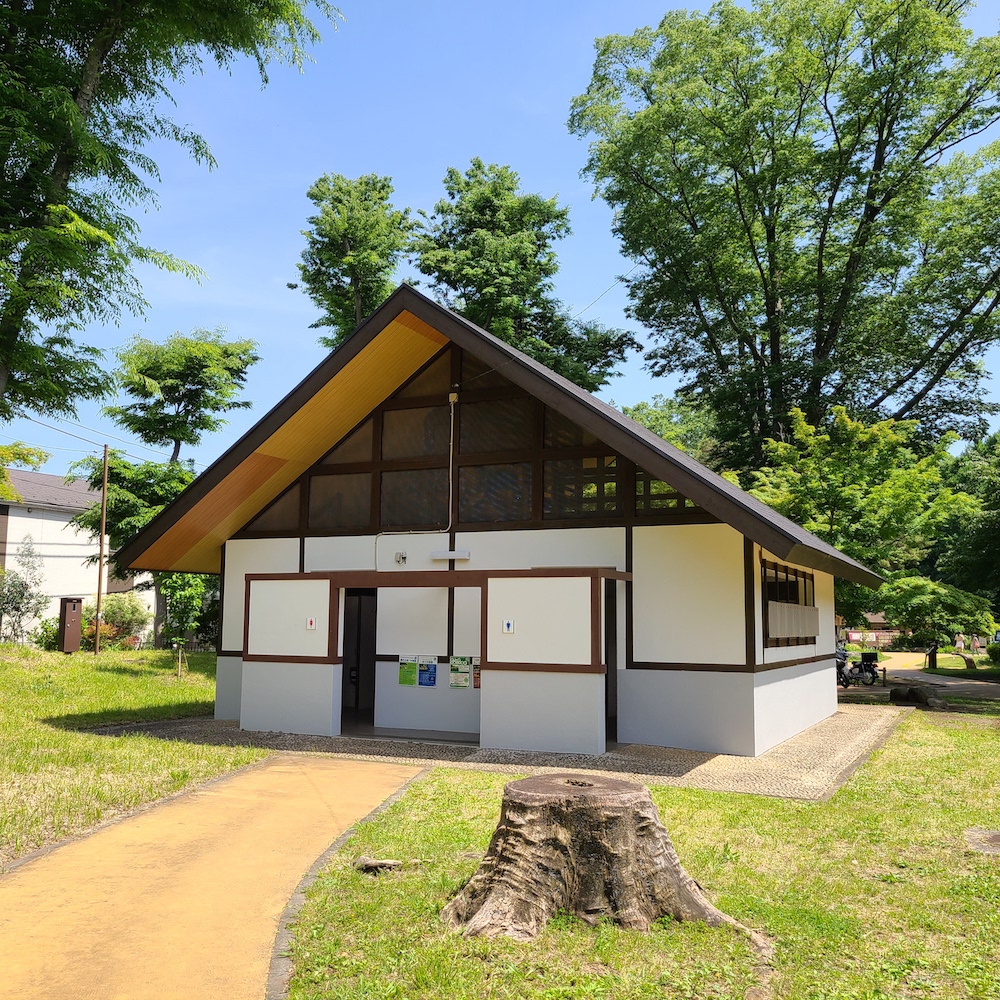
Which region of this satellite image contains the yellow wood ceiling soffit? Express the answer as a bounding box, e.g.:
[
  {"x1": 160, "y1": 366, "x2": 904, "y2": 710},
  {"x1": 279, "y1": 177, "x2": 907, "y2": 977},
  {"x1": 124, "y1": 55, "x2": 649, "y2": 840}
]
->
[
  {"x1": 137, "y1": 453, "x2": 290, "y2": 572},
  {"x1": 257, "y1": 317, "x2": 448, "y2": 466},
  {"x1": 129, "y1": 312, "x2": 449, "y2": 574}
]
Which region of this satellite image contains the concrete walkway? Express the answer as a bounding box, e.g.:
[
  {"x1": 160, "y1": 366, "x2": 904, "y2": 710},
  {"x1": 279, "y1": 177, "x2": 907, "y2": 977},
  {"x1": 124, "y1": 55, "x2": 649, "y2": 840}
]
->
[{"x1": 0, "y1": 755, "x2": 420, "y2": 1000}]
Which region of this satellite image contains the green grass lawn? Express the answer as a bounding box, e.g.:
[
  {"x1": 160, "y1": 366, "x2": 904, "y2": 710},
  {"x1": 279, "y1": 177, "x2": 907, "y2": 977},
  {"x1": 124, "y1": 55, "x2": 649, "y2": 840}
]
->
[
  {"x1": 926, "y1": 656, "x2": 1000, "y2": 681},
  {"x1": 0, "y1": 646, "x2": 268, "y2": 869},
  {"x1": 289, "y1": 709, "x2": 1000, "y2": 1000}
]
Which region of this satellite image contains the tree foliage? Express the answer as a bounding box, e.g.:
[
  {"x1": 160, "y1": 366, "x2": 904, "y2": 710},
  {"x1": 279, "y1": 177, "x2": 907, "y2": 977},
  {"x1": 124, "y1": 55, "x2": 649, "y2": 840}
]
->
[
  {"x1": 158, "y1": 571, "x2": 209, "y2": 646},
  {"x1": 570, "y1": 0, "x2": 1000, "y2": 469},
  {"x1": 878, "y1": 576, "x2": 996, "y2": 642},
  {"x1": 749, "y1": 407, "x2": 976, "y2": 624},
  {"x1": 412, "y1": 158, "x2": 639, "y2": 391},
  {"x1": 296, "y1": 173, "x2": 413, "y2": 348},
  {"x1": 936, "y1": 431, "x2": 1000, "y2": 608},
  {"x1": 0, "y1": 0, "x2": 333, "y2": 419},
  {"x1": 619, "y1": 394, "x2": 719, "y2": 466},
  {"x1": 0, "y1": 443, "x2": 50, "y2": 501},
  {"x1": 0, "y1": 538, "x2": 50, "y2": 642},
  {"x1": 69, "y1": 452, "x2": 196, "y2": 579},
  {"x1": 104, "y1": 329, "x2": 259, "y2": 462}
]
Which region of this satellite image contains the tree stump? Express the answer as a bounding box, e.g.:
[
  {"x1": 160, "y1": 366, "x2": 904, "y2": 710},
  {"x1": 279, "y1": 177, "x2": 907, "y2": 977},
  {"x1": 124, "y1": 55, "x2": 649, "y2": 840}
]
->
[{"x1": 442, "y1": 773, "x2": 758, "y2": 946}]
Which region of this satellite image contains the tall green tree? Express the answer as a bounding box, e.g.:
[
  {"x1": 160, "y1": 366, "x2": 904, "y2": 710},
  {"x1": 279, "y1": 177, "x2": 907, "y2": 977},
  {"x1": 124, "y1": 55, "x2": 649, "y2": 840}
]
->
[
  {"x1": 620, "y1": 394, "x2": 718, "y2": 467},
  {"x1": 412, "y1": 158, "x2": 638, "y2": 391},
  {"x1": 104, "y1": 329, "x2": 259, "y2": 463},
  {"x1": 69, "y1": 453, "x2": 196, "y2": 579},
  {"x1": 570, "y1": 0, "x2": 1000, "y2": 469},
  {"x1": 749, "y1": 408, "x2": 977, "y2": 625},
  {"x1": 936, "y1": 431, "x2": 1000, "y2": 609},
  {"x1": 0, "y1": 443, "x2": 50, "y2": 501},
  {"x1": 0, "y1": 0, "x2": 333, "y2": 421},
  {"x1": 877, "y1": 576, "x2": 996, "y2": 645},
  {"x1": 295, "y1": 173, "x2": 413, "y2": 348}
]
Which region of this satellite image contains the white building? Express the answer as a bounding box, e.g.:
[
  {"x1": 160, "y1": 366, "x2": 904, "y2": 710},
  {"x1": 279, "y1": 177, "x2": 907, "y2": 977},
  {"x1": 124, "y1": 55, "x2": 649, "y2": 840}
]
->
[
  {"x1": 1, "y1": 468, "x2": 152, "y2": 626},
  {"x1": 119, "y1": 286, "x2": 881, "y2": 756}
]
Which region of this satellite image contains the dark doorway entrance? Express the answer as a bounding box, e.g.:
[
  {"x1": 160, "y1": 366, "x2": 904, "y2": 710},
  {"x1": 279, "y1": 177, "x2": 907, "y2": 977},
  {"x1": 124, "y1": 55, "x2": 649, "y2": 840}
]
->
[
  {"x1": 604, "y1": 579, "x2": 618, "y2": 743},
  {"x1": 341, "y1": 588, "x2": 377, "y2": 728}
]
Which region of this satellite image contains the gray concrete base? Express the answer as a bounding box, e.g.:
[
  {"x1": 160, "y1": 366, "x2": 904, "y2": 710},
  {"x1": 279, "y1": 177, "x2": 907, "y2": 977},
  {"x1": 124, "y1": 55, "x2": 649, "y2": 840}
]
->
[{"x1": 214, "y1": 656, "x2": 243, "y2": 721}]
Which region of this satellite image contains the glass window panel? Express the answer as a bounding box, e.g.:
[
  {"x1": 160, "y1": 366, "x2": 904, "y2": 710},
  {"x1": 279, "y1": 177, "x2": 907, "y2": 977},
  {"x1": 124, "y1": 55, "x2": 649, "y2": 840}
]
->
[
  {"x1": 320, "y1": 419, "x2": 373, "y2": 465},
  {"x1": 459, "y1": 463, "x2": 532, "y2": 523},
  {"x1": 381, "y1": 406, "x2": 450, "y2": 459},
  {"x1": 460, "y1": 351, "x2": 515, "y2": 389},
  {"x1": 308, "y1": 473, "x2": 371, "y2": 531},
  {"x1": 544, "y1": 407, "x2": 601, "y2": 448},
  {"x1": 460, "y1": 398, "x2": 535, "y2": 454},
  {"x1": 245, "y1": 483, "x2": 301, "y2": 532},
  {"x1": 380, "y1": 468, "x2": 449, "y2": 526},
  {"x1": 635, "y1": 470, "x2": 701, "y2": 514},
  {"x1": 396, "y1": 352, "x2": 452, "y2": 398},
  {"x1": 543, "y1": 456, "x2": 618, "y2": 519}
]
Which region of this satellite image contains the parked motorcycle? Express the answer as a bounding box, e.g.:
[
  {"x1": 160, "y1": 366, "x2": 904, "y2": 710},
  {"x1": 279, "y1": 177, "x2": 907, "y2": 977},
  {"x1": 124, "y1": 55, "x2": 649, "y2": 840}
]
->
[
  {"x1": 837, "y1": 644, "x2": 878, "y2": 686},
  {"x1": 835, "y1": 645, "x2": 852, "y2": 688}
]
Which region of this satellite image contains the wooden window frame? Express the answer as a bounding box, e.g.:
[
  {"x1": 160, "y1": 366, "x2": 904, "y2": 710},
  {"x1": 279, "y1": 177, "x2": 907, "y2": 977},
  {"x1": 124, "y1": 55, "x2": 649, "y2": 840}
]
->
[{"x1": 761, "y1": 559, "x2": 817, "y2": 647}]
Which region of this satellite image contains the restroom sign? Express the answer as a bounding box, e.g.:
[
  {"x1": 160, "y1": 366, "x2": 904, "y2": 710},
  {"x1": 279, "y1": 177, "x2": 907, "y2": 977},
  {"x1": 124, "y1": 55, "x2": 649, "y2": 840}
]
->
[
  {"x1": 306, "y1": 616, "x2": 316, "y2": 630},
  {"x1": 502, "y1": 619, "x2": 515, "y2": 634}
]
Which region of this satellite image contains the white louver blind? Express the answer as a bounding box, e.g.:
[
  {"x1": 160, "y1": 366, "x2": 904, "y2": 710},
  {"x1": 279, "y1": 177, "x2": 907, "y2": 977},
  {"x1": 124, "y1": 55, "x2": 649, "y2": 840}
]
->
[{"x1": 767, "y1": 601, "x2": 819, "y2": 639}]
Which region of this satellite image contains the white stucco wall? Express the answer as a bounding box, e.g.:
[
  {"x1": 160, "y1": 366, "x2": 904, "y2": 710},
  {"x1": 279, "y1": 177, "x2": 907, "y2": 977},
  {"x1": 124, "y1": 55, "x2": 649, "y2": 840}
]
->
[
  {"x1": 376, "y1": 588, "x2": 449, "y2": 657},
  {"x1": 456, "y1": 527, "x2": 625, "y2": 571},
  {"x1": 486, "y1": 576, "x2": 592, "y2": 665},
  {"x1": 617, "y1": 668, "x2": 756, "y2": 755},
  {"x1": 215, "y1": 655, "x2": 243, "y2": 721},
  {"x1": 6, "y1": 506, "x2": 107, "y2": 619},
  {"x1": 452, "y1": 587, "x2": 481, "y2": 656},
  {"x1": 753, "y1": 659, "x2": 837, "y2": 754},
  {"x1": 240, "y1": 661, "x2": 341, "y2": 736},
  {"x1": 632, "y1": 523, "x2": 745, "y2": 665},
  {"x1": 222, "y1": 538, "x2": 299, "y2": 650},
  {"x1": 374, "y1": 660, "x2": 480, "y2": 733},
  {"x1": 245, "y1": 577, "x2": 331, "y2": 658},
  {"x1": 479, "y1": 670, "x2": 605, "y2": 754}
]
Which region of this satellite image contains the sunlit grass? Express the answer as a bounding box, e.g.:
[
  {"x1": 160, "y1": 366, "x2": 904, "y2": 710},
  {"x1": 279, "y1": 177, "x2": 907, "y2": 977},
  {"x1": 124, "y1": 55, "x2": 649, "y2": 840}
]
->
[
  {"x1": 289, "y1": 708, "x2": 1000, "y2": 1000},
  {"x1": 0, "y1": 646, "x2": 268, "y2": 868}
]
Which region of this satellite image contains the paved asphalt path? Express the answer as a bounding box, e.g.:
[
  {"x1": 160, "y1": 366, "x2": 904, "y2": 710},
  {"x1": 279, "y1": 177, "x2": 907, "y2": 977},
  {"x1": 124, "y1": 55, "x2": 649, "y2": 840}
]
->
[
  {"x1": 880, "y1": 650, "x2": 1000, "y2": 701},
  {"x1": 0, "y1": 754, "x2": 420, "y2": 1000}
]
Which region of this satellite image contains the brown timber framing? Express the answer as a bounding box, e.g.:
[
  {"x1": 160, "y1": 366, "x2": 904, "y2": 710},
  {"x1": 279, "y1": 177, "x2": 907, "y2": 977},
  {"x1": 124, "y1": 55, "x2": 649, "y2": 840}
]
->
[
  {"x1": 117, "y1": 285, "x2": 880, "y2": 589},
  {"x1": 631, "y1": 654, "x2": 832, "y2": 673},
  {"x1": 240, "y1": 568, "x2": 629, "y2": 673},
  {"x1": 232, "y1": 340, "x2": 716, "y2": 540}
]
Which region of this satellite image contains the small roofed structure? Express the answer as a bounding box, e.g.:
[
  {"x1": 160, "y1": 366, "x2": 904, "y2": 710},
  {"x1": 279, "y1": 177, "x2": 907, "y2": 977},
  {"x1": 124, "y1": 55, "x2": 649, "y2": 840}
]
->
[{"x1": 119, "y1": 285, "x2": 880, "y2": 756}]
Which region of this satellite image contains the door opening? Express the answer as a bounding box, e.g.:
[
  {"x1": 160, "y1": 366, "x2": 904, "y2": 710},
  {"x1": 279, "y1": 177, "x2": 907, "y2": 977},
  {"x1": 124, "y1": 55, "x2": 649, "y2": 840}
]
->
[{"x1": 341, "y1": 588, "x2": 377, "y2": 729}]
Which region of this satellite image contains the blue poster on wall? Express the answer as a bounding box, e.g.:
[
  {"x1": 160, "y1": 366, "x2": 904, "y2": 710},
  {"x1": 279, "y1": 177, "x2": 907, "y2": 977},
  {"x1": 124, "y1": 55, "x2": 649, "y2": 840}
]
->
[{"x1": 418, "y1": 655, "x2": 437, "y2": 687}]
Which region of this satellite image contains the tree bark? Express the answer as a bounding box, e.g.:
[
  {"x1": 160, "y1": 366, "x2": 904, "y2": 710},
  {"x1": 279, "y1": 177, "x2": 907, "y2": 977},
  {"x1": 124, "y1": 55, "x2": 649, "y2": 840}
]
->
[{"x1": 442, "y1": 774, "x2": 765, "y2": 949}]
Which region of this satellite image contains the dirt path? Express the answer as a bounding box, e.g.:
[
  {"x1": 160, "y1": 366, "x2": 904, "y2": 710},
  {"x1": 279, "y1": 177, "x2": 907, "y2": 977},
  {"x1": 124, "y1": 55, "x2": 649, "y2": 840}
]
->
[{"x1": 0, "y1": 754, "x2": 420, "y2": 1000}]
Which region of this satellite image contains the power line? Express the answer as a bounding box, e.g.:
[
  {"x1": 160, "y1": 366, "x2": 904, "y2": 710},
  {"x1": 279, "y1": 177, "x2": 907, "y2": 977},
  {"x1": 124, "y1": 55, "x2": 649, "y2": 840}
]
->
[
  {"x1": 52, "y1": 416, "x2": 208, "y2": 468},
  {"x1": 571, "y1": 263, "x2": 641, "y2": 320},
  {"x1": 22, "y1": 416, "x2": 207, "y2": 469}
]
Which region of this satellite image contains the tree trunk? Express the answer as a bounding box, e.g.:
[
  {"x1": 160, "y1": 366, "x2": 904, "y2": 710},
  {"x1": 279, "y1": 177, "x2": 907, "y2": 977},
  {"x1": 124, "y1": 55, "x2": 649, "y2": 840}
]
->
[{"x1": 442, "y1": 774, "x2": 762, "y2": 947}]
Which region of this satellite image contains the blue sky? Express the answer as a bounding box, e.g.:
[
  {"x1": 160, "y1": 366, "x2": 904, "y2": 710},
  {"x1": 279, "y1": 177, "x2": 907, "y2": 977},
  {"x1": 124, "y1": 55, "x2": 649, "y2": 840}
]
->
[{"x1": 9, "y1": 1, "x2": 1000, "y2": 475}]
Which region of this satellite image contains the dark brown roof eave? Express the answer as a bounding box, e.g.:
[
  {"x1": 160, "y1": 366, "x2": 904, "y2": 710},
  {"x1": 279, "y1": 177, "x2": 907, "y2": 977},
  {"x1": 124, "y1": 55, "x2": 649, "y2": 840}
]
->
[{"x1": 118, "y1": 283, "x2": 883, "y2": 589}]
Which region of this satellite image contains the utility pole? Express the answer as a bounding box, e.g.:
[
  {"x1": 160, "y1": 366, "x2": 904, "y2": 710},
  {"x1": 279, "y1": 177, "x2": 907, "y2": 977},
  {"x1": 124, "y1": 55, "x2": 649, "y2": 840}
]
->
[{"x1": 93, "y1": 444, "x2": 109, "y2": 656}]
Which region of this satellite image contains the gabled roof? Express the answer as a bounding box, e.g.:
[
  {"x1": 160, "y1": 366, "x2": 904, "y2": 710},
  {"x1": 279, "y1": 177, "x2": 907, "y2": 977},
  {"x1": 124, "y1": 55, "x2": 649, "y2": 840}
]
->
[
  {"x1": 4, "y1": 469, "x2": 97, "y2": 511},
  {"x1": 117, "y1": 284, "x2": 882, "y2": 588}
]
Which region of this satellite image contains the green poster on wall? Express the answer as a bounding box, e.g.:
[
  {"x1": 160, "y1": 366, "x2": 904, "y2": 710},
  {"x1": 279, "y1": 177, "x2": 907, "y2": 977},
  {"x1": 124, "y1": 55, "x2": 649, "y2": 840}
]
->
[
  {"x1": 398, "y1": 656, "x2": 418, "y2": 686},
  {"x1": 449, "y1": 656, "x2": 471, "y2": 688}
]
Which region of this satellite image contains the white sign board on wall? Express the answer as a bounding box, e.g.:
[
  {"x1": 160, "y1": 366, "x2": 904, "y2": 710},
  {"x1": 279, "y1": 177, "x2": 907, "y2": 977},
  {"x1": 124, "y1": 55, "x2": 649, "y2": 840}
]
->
[{"x1": 246, "y1": 578, "x2": 332, "y2": 660}]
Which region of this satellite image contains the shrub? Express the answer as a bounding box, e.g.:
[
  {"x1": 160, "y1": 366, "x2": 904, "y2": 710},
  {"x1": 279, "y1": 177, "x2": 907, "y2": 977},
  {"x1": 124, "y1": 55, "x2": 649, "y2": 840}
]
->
[
  {"x1": 82, "y1": 592, "x2": 152, "y2": 643},
  {"x1": 82, "y1": 621, "x2": 119, "y2": 651},
  {"x1": 987, "y1": 642, "x2": 1000, "y2": 666},
  {"x1": 30, "y1": 617, "x2": 60, "y2": 651}
]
